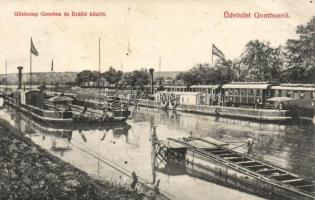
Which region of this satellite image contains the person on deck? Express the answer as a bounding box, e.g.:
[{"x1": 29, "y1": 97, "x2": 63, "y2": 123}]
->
[{"x1": 247, "y1": 137, "x2": 254, "y2": 155}]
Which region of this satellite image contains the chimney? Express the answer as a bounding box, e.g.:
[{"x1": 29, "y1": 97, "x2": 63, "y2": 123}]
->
[
  {"x1": 17, "y1": 66, "x2": 23, "y2": 89},
  {"x1": 149, "y1": 68, "x2": 154, "y2": 94}
]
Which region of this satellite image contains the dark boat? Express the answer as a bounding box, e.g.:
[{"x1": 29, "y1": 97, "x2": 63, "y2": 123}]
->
[
  {"x1": 3, "y1": 89, "x2": 130, "y2": 124},
  {"x1": 155, "y1": 137, "x2": 315, "y2": 200}
]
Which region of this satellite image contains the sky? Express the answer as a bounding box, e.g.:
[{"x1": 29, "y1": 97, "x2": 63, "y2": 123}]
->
[{"x1": 0, "y1": 0, "x2": 314, "y2": 74}]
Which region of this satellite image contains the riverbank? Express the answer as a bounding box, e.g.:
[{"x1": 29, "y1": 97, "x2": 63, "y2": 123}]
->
[{"x1": 0, "y1": 122, "x2": 147, "y2": 200}]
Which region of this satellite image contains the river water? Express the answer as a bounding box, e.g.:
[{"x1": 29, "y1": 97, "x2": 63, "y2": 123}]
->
[{"x1": 0, "y1": 104, "x2": 314, "y2": 200}]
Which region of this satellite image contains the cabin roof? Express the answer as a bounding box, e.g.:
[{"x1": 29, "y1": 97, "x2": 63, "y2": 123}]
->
[
  {"x1": 190, "y1": 85, "x2": 219, "y2": 89},
  {"x1": 170, "y1": 91, "x2": 202, "y2": 96},
  {"x1": 271, "y1": 86, "x2": 315, "y2": 91},
  {"x1": 280, "y1": 83, "x2": 315, "y2": 87},
  {"x1": 163, "y1": 85, "x2": 187, "y2": 89},
  {"x1": 222, "y1": 83, "x2": 271, "y2": 89},
  {"x1": 143, "y1": 85, "x2": 163, "y2": 88}
]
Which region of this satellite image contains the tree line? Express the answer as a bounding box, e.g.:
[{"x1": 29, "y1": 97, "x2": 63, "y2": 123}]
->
[
  {"x1": 176, "y1": 16, "x2": 315, "y2": 85},
  {"x1": 75, "y1": 16, "x2": 314, "y2": 86},
  {"x1": 75, "y1": 67, "x2": 150, "y2": 87}
]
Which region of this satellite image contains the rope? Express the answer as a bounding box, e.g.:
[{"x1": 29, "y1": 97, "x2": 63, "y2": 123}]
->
[
  {"x1": 69, "y1": 138, "x2": 173, "y2": 200},
  {"x1": 20, "y1": 114, "x2": 173, "y2": 199}
]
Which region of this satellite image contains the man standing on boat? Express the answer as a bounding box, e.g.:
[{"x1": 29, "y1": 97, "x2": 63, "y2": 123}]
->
[{"x1": 247, "y1": 137, "x2": 254, "y2": 155}]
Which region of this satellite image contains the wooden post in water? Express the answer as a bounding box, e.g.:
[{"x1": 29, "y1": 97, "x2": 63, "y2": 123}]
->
[
  {"x1": 98, "y1": 38, "x2": 101, "y2": 92},
  {"x1": 151, "y1": 125, "x2": 157, "y2": 184},
  {"x1": 5, "y1": 60, "x2": 7, "y2": 91},
  {"x1": 149, "y1": 68, "x2": 154, "y2": 95}
]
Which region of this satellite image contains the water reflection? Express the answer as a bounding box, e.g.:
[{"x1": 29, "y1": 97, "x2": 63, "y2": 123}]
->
[
  {"x1": 143, "y1": 108, "x2": 315, "y2": 179},
  {"x1": 0, "y1": 105, "x2": 314, "y2": 200}
]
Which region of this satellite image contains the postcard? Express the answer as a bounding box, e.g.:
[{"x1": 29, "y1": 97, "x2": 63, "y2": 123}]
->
[{"x1": 0, "y1": 0, "x2": 314, "y2": 200}]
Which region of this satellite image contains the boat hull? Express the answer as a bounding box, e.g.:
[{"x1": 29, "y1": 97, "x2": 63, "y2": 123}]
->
[
  {"x1": 4, "y1": 98, "x2": 73, "y2": 123},
  {"x1": 159, "y1": 137, "x2": 314, "y2": 200},
  {"x1": 4, "y1": 96, "x2": 129, "y2": 124},
  {"x1": 168, "y1": 148, "x2": 314, "y2": 200},
  {"x1": 186, "y1": 150, "x2": 313, "y2": 200}
]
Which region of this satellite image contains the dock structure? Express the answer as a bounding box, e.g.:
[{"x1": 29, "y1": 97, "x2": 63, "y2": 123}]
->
[{"x1": 154, "y1": 137, "x2": 315, "y2": 200}]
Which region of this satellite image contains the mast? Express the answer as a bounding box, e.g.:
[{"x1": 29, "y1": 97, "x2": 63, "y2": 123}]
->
[
  {"x1": 5, "y1": 60, "x2": 7, "y2": 90},
  {"x1": 159, "y1": 56, "x2": 161, "y2": 84},
  {"x1": 98, "y1": 38, "x2": 101, "y2": 91},
  {"x1": 121, "y1": 59, "x2": 124, "y2": 85},
  {"x1": 30, "y1": 46, "x2": 32, "y2": 90},
  {"x1": 51, "y1": 59, "x2": 53, "y2": 96}
]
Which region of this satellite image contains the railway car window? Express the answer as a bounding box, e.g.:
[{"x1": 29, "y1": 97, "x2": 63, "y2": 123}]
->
[
  {"x1": 293, "y1": 91, "x2": 298, "y2": 99},
  {"x1": 229, "y1": 90, "x2": 233, "y2": 95},
  {"x1": 249, "y1": 89, "x2": 253, "y2": 95},
  {"x1": 286, "y1": 91, "x2": 291, "y2": 97},
  {"x1": 241, "y1": 89, "x2": 246, "y2": 95},
  {"x1": 277, "y1": 90, "x2": 282, "y2": 97},
  {"x1": 235, "y1": 89, "x2": 239, "y2": 95},
  {"x1": 300, "y1": 92, "x2": 305, "y2": 99},
  {"x1": 255, "y1": 90, "x2": 260, "y2": 96},
  {"x1": 313, "y1": 92, "x2": 315, "y2": 100},
  {"x1": 225, "y1": 90, "x2": 229, "y2": 96}
]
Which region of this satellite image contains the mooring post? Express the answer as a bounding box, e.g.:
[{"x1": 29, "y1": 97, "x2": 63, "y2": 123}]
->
[
  {"x1": 154, "y1": 179, "x2": 160, "y2": 194},
  {"x1": 17, "y1": 66, "x2": 23, "y2": 90}
]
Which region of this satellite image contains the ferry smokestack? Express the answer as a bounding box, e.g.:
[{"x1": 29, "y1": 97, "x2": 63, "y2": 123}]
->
[
  {"x1": 17, "y1": 66, "x2": 23, "y2": 89},
  {"x1": 149, "y1": 68, "x2": 154, "y2": 94}
]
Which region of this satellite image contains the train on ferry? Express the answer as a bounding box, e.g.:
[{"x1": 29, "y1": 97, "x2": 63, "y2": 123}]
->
[{"x1": 80, "y1": 81, "x2": 315, "y2": 113}]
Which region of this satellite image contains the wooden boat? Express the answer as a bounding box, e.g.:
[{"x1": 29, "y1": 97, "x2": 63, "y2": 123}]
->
[
  {"x1": 158, "y1": 137, "x2": 314, "y2": 200},
  {"x1": 4, "y1": 90, "x2": 73, "y2": 123}
]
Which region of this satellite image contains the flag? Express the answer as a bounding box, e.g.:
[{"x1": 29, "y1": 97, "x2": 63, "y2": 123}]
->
[
  {"x1": 30, "y1": 38, "x2": 39, "y2": 56},
  {"x1": 51, "y1": 60, "x2": 54, "y2": 71},
  {"x1": 212, "y1": 44, "x2": 225, "y2": 60}
]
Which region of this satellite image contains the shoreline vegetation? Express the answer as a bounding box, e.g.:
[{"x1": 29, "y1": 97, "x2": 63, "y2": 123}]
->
[{"x1": 0, "y1": 118, "x2": 161, "y2": 200}]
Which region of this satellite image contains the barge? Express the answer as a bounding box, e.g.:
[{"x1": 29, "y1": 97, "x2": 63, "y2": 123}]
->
[
  {"x1": 135, "y1": 97, "x2": 292, "y2": 122},
  {"x1": 3, "y1": 89, "x2": 130, "y2": 124},
  {"x1": 155, "y1": 137, "x2": 314, "y2": 200}
]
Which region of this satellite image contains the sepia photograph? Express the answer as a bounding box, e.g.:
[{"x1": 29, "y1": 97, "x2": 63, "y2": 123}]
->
[{"x1": 0, "y1": 0, "x2": 314, "y2": 199}]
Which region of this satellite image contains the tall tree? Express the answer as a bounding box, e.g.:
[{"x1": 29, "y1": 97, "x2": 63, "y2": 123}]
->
[
  {"x1": 102, "y1": 66, "x2": 123, "y2": 84},
  {"x1": 283, "y1": 16, "x2": 315, "y2": 83},
  {"x1": 176, "y1": 61, "x2": 235, "y2": 85},
  {"x1": 75, "y1": 70, "x2": 97, "y2": 84},
  {"x1": 213, "y1": 59, "x2": 235, "y2": 84},
  {"x1": 124, "y1": 68, "x2": 150, "y2": 87},
  {"x1": 238, "y1": 40, "x2": 283, "y2": 82}
]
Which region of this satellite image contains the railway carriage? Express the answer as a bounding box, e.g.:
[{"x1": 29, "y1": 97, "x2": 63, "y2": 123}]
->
[
  {"x1": 270, "y1": 84, "x2": 315, "y2": 102},
  {"x1": 270, "y1": 84, "x2": 315, "y2": 119},
  {"x1": 164, "y1": 85, "x2": 188, "y2": 92},
  {"x1": 189, "y1": 85, "x2": 221, "y2": 105},
  {"x1": 222, "y1": 82, "x2": 273, "y2": 108}
]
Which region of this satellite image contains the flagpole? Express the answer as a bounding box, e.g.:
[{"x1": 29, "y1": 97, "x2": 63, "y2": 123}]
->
[
  {"x1": 5, "y1": 60, "x2": 7, "y2": 91},
  {"x1": 51, "y1": 60, "x2": 52, "y2": 96},
  {"x1": 121, "y1": 59, "x2": 124, "y2": 85},
  {"x1": 30, "y1": 41, "x2": 32, "y2": 91},
  {"x1": 98, "y1": 37, "x2": 101, "y2": 92},
  {"x1": 28, "y1": 38, "x2": 32, "y2": 133},
  {"x1": 211, "y1": 44, "x2": 213, "y2": 85},
  {"x1": 159, "y1": 55, "x2": 161, "y2": 84},
  {"x1": 211, "y1": 44, "x2": 214, "y2": 67}
]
